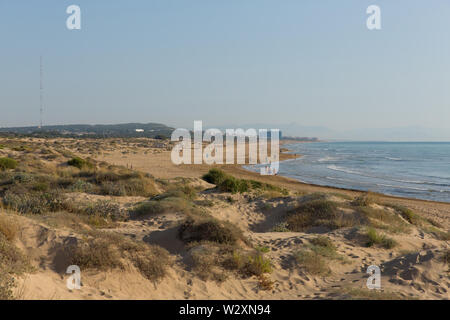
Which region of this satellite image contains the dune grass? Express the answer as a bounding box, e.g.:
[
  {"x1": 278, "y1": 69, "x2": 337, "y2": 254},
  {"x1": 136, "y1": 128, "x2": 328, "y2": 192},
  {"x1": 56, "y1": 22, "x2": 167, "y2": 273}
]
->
[
  {"x1": 179, "y1": 215, "x2": 246, "y2": 246},
  {"x1": 365, "y1": 227, "x2": 397, "y2": 249},
  {"x1": 286, "y1": 198, "x2": 358, "y2": 232},
  {"x1": 67, "y1": 157, "x2": 94, "y2": 170},
  {"x1": 67, "y1": 232, "x2": 170, "y2": 282},
  {"x1": 0, "y1": 158, "x2": 17, "y2": 171},
  {"x1": 202, "y1": 168, "x2": 287, "y2": 194},
  {"x1": 0, "y1": 215, "x2": 18, "y2": 241}
]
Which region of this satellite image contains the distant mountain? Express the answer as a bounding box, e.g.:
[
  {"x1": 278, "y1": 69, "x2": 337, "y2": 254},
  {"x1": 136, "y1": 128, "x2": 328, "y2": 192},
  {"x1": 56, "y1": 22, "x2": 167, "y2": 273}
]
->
[
  {"x1": 0, "y1": 123, "x2": 174, "y2": 139},
  {"x1": 214, "y1": 122, "x2": 329, "y2": 140},
  {"x1": 337, "y1": 126, "x2": 450, "y2": 142}
]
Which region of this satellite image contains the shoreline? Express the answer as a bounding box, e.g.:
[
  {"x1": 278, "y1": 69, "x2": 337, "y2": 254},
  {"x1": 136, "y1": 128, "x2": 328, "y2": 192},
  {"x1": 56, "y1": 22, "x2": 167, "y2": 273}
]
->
[
  {"x1": 272, "y1": 143, "x2": 450, "y2": 206},
  {"x1": 89, "y1": 137, "x2": 449, "y2": 225}
]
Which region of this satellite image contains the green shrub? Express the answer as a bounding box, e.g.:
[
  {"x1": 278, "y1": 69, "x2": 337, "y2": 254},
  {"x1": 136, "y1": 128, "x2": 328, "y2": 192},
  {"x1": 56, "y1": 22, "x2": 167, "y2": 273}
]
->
[
  {"x1": 357, "y1": 207, "x2": 410, "y2": 234},
  {"x1": 69, "y1": 232, "x2": 170, "y2": 281},
  {"x1": 294, "y1": 250, "x2": 330, "y2": 276},
  {"x1": 219, "y1": 176, "x2": 250, "y2": 193},
  {"x1": 0, "y1": 158, "x2": 17, "y2": 171},
  {"x1": 67, "y1": 157, "x2": 93, "y2": 170},
  {"x1": 70, "y1": 179, "x2": 95, "y2": 193},
  {"x1": 285, "y1": 199, "x2": 354, "y2": 231},
  {"x1": 0, "y1": 215, "x2": 18, "y2": 241},
  {"x1": 100, "y1": 178, "x2": 157, "y2": 197},
  {"x1": 271, "y1": 222, "x2": 289, "y2": 232},
  {"x1": 366, "y1": 227, "x2": 397, "y2": 249},
  {"x1": 67, "y1": 238, "x2": 122, "y2": 270},
  {"x1": 0, "y1": 233, "x2": 31, "y2": 276},
  {"x1": 179, "y1": 217, "x2": 245, "y2": 245},
  {"x1": 0, "y1": 273, "x2": 15, "y2": 300},
  {"x1": 3, "y1": 189, "x2": 67, "y2": 214},
  {"x1": 153, "y1": 185, "x2": 197, "y2": 201},
  {"x1": 202, "y1": 169, "x2": 285, "y2": 194},
  {"x1": 241, "y1": 253, "x2": 272, "y2": 277},
  {"x1": 352, "y1": 192, "x2": 376, "y2": 207},
  {"x1": 310, "y1": 236, "x2": 334, "y2": 249},
  {"x1": 80, "y1": 200, "x2": 126, "y2": 221},
  {"x1": 389, "y1": 205, "x2": 421, "y2": 226},
  {"x1": 202, "y1": 168, "x2": 227, "y2": 185}
]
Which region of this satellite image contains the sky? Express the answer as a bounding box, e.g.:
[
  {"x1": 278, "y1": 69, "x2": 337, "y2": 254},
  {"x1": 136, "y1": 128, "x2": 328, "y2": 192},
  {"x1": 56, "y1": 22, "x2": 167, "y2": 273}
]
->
[{"x1": 0, "y1": 0, "x2": 449, "y2": 140}]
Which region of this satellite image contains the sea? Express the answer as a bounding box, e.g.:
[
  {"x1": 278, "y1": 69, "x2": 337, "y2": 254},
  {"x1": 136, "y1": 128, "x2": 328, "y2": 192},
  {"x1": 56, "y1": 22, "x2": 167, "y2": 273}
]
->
[{"x1": 247, "y1": 142, "x2": 450, "y2": 203}]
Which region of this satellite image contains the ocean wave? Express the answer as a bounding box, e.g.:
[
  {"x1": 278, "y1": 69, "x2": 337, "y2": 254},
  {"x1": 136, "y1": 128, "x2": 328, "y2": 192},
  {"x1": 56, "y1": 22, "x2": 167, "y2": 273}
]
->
[
  {"x1": 375, "y1": 183, "x2": 429, "y2": 192},
  {"x1": 392, "y1": 179, "x2": 450, "y2": 187},
  {"x1": 318, "y1": 156, "x2": 338, "y2": 162},
  {"x1": 327, "y1": 165, "x2": 363, "y2": 176}
]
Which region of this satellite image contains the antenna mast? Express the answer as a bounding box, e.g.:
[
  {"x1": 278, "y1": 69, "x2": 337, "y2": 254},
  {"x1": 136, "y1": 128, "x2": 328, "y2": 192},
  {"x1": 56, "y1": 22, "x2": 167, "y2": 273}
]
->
[{"x1": 39, "y1": 56, "x2": 43, "y2": 129}]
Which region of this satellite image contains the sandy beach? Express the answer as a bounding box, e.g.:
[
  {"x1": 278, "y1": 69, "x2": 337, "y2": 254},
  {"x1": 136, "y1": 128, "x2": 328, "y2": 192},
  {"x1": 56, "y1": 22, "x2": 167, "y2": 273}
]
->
[{"x1": 0, "y1": 137, "x2": 448, "y2": 300}]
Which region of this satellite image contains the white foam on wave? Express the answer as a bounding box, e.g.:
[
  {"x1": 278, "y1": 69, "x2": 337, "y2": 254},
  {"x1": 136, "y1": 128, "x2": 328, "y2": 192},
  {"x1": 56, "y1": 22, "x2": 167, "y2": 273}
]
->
[{"x1": 326, "y1": 165, "x2": 362, "y2": 175}]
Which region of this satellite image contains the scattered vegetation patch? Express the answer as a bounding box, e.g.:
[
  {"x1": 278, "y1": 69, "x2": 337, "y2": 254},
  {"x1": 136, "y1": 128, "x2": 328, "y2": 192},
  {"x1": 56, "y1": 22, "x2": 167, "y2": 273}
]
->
[
  {"x1": 179, "y1": 216, "x2": 246, "y2": 246},
  {"x1": 0, "y1": 158, "x2": 17, "y2": 171},
  {"x1": 202, "y1": 169, "x2": 287, "y2": 194},
  {"x1": 340, "y1": 288, "x2": 404, "y2": 300},
  {"x1": 67, "y1": 157, "x2": 93, "y2": 170},
  {"x1": 68, "y1": 237, "x2": 122, "y2": 270},
  {"x1": 271, "y1": 222, "x2": 289, "y2": 232},
  {"x1": 285, "y1": 199, "x2": 357, "y2": 232},
  {"x1": 352, "y1": 192, "x2": 377, "y2": 207},
  {"x1": 365, "y1": 227, "x2": 397, "y2": 249},
  {"x1": 240, "y1": 252, "x2": 273, "y2": 277},
  {"x1": 294, "y1": 250, "x2": 330, "y2": 276},
  {"x1": 132, "y1": 187, "x2": 202, "y2": 217},
  {"x1": 357, "y1": 207, "x2": 410, "y2": 234},
  {"x1": 388, "y1": 205, "x2": 422, "y2": 226},
  {"x1": 0, "y1": 231, "x2": 32, "y2": 300},
  {"x1": 257, "y1": 275, "x2": 274, "y2": 291},
  {"x1": 294, "y1": 236, "x2": 348, "y2": 276},
  {"x1": 2, "y1": 189, "x2": 68, "y2": 215},
  {"x1": 425, "y1": 227, "x2": 450, "y2": 241},
  {"x1": 67, "y1": 232, "x2": 170, "y2": 281},
  {"x1": 0, "y1": 215, "x2": 18, "y2": 241}
]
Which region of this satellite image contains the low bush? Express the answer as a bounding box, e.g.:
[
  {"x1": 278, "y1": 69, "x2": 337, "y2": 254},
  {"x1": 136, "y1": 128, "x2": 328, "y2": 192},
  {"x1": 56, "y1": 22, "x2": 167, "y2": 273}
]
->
[
  {"x1": 0, "y1": 215, "x2": 18, "y2": 241},
  {"x1": 240, "y1": 252, "x2": 272, "y2": 277},
  {"x1": 68, "y1": 232, "x2": 170, "y2": 281},
  {"x1": 388, "y1": 205, "x2": 422, "y2": 226},
  {"x1": 202, "y1": 168, "x2": 227, "y2": 185},
  {"x1": 179, "y1": 216, "x2": 246, "y2": 245},
  {"x1": 357, "y1": 207, "x2": 410, "y2": 234},
  {"x1": 67, "y1": 157, "x2": 93, "y2": 170},
  {"x1": 286, "y1": 199, "x2": 356, "y2": 231},
  {"x1": 99, "y1": 177, "x2": 157, "y2": 197},
  {"x1": 0, "y1": 158, "x2": 17, "y2": 171},
  {"x1": 78, "y1": 200, "x2": 126, "y2": 221},
  {"x1": 365, "y1": 227, "x2": 397, "y2": 249},
  {"x1": 3, "y1": 189, "x2": 68, "y2": 214},
  {"x1": 352, "y1": 192, "x2": 376, "y2": 207},
  {"x1": 202, "y1": 169, "x2": 286, "y2": 194},
  {"x1": 294, "y1": 250, "x2": 330, "y2": 276}
]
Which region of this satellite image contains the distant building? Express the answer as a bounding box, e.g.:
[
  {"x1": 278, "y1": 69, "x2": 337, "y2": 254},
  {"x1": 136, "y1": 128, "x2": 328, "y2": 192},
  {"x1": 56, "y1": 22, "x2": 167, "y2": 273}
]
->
[{"x1": 135, "y1": 129, "x2": 144, "y2": 132}]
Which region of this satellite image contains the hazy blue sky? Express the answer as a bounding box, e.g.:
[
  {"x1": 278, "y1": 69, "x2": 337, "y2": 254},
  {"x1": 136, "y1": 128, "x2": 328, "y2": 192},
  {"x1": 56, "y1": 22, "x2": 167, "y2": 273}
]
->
[{"x1": 1, "y1": 1, "x2": 449, "y2": 139}]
